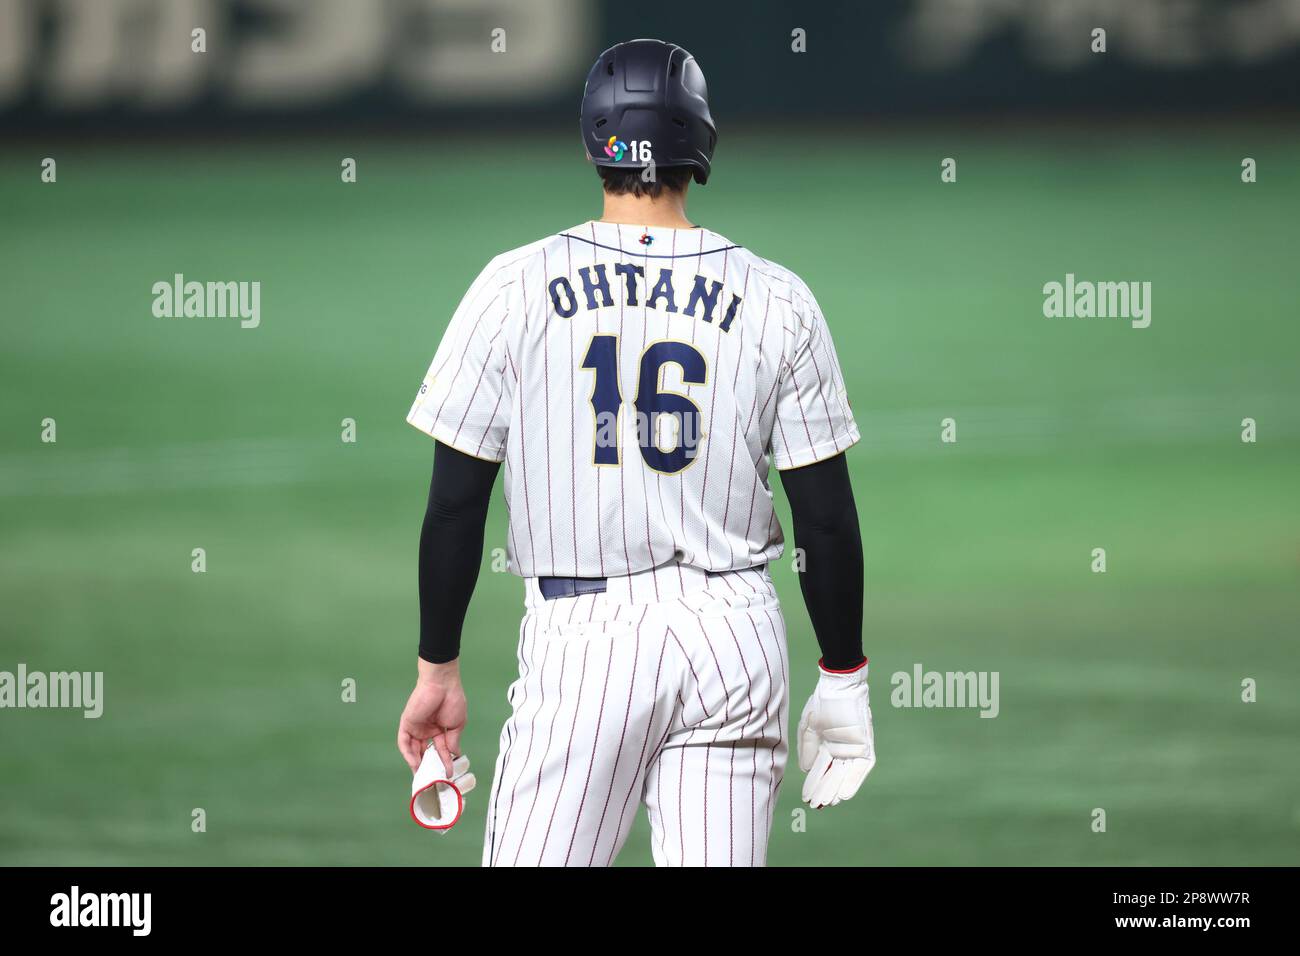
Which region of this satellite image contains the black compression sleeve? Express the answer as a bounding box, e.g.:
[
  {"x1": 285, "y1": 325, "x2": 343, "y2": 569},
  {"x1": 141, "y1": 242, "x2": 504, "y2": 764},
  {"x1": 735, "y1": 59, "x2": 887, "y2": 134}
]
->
[
  {"x1": 417, "y1": 441, "x2": 501, "y2": 664},
  {"x1": 778, "y1": 453, "x2": 866, "y2": 671}
]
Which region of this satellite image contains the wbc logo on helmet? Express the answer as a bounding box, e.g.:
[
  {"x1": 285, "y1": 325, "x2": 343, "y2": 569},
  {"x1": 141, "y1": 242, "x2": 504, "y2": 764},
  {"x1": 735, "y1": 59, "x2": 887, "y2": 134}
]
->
[{"x1": 603, "y1": 136, "x2": 627, "y2": 161}]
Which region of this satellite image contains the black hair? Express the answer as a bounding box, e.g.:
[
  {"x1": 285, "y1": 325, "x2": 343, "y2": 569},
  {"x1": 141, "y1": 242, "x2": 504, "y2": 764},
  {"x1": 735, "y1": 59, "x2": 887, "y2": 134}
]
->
[{"x1": 597, "y1": 164, "x2": 693, "y2": 199}]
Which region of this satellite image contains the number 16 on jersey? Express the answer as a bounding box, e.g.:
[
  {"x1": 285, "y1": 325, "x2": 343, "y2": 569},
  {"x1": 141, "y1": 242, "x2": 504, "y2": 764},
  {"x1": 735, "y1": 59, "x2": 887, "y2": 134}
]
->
[{"x1": 581, "y1": 335, "x2": 707, "y2": 475}]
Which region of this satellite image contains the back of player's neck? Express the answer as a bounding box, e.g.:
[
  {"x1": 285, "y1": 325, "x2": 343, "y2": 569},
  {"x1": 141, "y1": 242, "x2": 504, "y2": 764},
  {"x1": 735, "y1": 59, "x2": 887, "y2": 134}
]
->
[{"x1": 599, "y1": 192, "x2": 694, "y2": 230}]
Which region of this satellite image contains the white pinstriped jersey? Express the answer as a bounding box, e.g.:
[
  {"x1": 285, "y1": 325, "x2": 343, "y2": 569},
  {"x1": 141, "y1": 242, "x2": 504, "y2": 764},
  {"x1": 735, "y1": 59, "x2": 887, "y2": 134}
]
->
[{"x1": 407, "y1": 220, "x2": 859, "y2": 578}]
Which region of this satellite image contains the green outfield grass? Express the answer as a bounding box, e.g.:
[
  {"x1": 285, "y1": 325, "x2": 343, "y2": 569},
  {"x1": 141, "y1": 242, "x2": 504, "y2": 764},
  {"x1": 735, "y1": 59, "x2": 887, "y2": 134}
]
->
[{"x1": 1, "y1": 129, "x2": 1297, "y2": 866}]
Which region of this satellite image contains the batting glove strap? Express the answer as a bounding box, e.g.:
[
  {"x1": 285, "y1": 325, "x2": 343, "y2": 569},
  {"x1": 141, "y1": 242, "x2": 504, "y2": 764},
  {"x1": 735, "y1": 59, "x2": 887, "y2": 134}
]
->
[{"x1": 818, "y1": 656, "x2": 868, "y2": 676}]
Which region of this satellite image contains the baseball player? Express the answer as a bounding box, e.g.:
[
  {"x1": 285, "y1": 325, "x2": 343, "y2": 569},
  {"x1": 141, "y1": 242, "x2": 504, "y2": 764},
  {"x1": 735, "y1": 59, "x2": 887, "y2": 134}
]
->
[{"x1": 397, "y1": 38, "x2": 875, "y2": 867}]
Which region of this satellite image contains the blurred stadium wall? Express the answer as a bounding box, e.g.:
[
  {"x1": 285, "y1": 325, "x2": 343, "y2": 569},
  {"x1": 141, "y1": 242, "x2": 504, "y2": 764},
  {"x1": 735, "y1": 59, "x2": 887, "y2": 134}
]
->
[{"x1": 3, "y1": 0, "x2": 1299, "y2": 134}]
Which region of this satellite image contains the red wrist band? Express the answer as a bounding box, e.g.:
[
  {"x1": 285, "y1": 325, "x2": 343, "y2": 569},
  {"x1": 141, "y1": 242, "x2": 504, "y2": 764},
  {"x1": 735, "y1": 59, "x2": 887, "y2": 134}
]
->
[{"x1": 819, "y1": 656, "x2": 867, "y2": 674}]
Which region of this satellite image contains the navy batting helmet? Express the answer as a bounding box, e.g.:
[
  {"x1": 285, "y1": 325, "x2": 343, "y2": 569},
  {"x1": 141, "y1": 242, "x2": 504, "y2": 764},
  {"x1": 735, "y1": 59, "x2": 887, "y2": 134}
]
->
[{"x1": 579, "y1": 39, "x2": 717, "y2": 185}]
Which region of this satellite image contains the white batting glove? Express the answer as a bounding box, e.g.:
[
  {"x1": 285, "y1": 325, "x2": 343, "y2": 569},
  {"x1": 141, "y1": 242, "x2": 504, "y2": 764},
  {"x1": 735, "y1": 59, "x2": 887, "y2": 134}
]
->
[
  {"x1": 410, "y1": 750, "x2": 476, "y2": 833},
  {"x1": 797, "y1": 661, "x2": 876, "y2": 808}
]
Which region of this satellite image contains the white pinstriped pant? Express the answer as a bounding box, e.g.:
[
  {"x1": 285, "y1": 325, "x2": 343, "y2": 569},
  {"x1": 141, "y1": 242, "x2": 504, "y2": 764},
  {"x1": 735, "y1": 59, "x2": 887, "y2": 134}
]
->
[{"x1": 483, "y1": 563, "x2": 790, "y2": 867}]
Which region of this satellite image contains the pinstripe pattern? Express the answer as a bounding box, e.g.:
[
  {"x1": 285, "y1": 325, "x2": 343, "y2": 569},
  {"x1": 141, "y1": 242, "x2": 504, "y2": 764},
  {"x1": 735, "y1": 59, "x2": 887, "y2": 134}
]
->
[
  {"x1": 482, "y1": 563, "x2": 789, "y2": 867},
  {"x1": 406, "y1": 223, "x2": 847, "y2": 866},
  {"x1": 406, "y1": 221, "x2": 859, "y2": 578}
]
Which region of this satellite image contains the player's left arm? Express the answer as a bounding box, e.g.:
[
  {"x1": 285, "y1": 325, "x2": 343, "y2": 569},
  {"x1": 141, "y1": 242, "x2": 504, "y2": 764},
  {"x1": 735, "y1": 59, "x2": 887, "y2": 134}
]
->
[
  {"x1": 399, "y1": 257, "x2": 514, "y2": 780},
  {"x1": 397, "y1": 440, "x2": 500, "y2": 776}
]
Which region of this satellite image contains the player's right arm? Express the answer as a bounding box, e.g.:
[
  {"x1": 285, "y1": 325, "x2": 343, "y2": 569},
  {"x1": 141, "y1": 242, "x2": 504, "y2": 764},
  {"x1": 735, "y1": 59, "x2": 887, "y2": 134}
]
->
[
  {"x1": 769, "y1": 277, "x2": 875, "y2": 809},
  {"x1": 779, "y1": 453, "x2": 876, "y2": 809},
  {"x1": 779, "y1": 453, "x2": 864, "y2": 672}
]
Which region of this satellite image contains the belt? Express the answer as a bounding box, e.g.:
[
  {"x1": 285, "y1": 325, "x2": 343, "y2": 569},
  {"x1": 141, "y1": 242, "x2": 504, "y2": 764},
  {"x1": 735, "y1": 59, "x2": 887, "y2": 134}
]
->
[
  {"x1": 537, "y1": 568, "x2": 742, "y2": 601},
  {"x1": 537, "y1": 576, "x2": 608, "y2": 600}
]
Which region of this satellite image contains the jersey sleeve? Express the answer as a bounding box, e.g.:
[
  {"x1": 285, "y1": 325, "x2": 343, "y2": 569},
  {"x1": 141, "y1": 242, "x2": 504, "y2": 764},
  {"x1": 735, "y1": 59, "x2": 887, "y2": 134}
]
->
[
  {"x1": 406, "y1": 260, "x2": 515, "y2": 462},
  {"x1": 769, "y1": 283, "x2": 860, "y2": 470}
]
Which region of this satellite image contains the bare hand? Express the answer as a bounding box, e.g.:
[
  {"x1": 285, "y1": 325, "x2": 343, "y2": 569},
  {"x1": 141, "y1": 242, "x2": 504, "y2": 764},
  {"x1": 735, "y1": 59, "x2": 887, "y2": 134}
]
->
[{"x1": 398, "y1": 658, "x2": 467, "y2": 775}]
